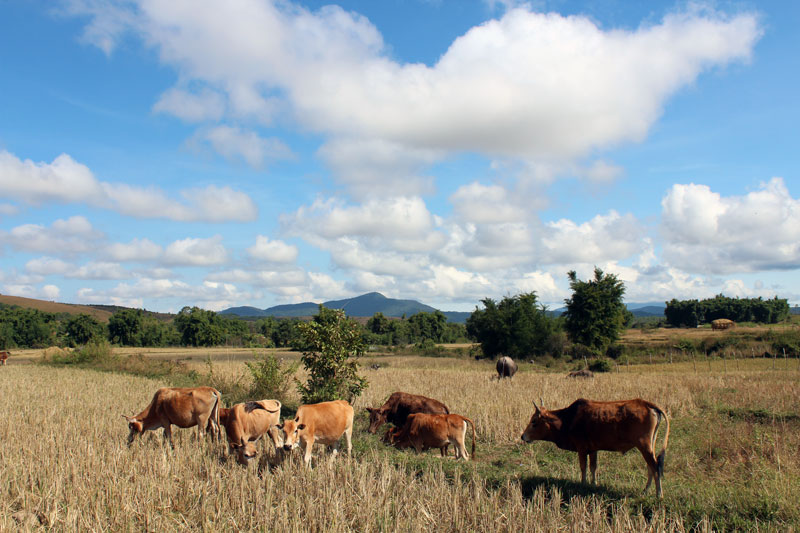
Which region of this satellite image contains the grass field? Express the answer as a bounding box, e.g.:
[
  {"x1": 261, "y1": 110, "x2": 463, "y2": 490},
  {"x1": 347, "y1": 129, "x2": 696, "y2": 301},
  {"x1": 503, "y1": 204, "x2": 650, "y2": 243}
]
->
[{"x1": 1, "y1": 348, "x2": 799, "y2": 531}]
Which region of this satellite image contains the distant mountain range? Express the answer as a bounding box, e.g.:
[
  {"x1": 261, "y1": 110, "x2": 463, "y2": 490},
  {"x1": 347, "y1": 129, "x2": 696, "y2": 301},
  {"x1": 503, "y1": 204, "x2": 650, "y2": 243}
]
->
[{"x1": 220, "y1": 292, "x2": 668, "y2": 323}]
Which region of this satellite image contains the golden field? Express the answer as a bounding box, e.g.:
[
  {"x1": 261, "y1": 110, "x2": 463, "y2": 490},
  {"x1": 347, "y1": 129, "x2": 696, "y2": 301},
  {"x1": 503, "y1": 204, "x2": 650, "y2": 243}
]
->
[{"x1": 1, "y1": 349, "x2": 799, "y2": 531}]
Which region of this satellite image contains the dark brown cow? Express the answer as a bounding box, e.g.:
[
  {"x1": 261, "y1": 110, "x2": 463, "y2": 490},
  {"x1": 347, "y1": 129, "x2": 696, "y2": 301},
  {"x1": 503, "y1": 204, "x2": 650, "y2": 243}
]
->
[
  {"x1": 389, "y1": 413, "x2": 476, "y2": 460},
  {"x1": 496, "y1": 356, "x2": 518, "y2": 379},
  {"x1": 0, "y1": 351, "x2": 9, "y2": 366},
  {"x1": 220, "y1": 400, "x2": 283, "y2": 465},
  {"x1": 521, "y1": 398, "x2": 670, "y2": 497},
  {"x1": 366, "y1": 391, "x2": 449, "y2": 434},
  {"x1": 123, "y1": 387, "x2": 221, "y2": 447},
  {"x1": 567, "y1": 369, "x2": 594, "y2": 379}
]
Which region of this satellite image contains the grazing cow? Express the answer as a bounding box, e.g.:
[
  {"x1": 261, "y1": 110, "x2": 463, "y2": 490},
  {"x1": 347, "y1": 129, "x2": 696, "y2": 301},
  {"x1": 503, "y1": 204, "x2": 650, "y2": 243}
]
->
[
  {"x1": 567, "y1": 369, "x2": 594, "y2": 379},
  {"x1": 123, "y1": 387, "x2": 221, "y2": 448},
  {"x1": 366, "y1": 392, "x2": 449, "y2": 434},
  {"x1": 0, "y1": 351, "x2": 9, "y2": 366},
  {"x1": 280, "y1": 400, "x2": 353, "y2": 467},
  {"x1": 521, "y1": 398, "x2": 670, "y2": 497},
  {"x1": 496, "y1": 356, "x2": 518, "y2": 379},
  {"x1": 389, "y1": 413, "x2": 476, "y2": 460},
  {"x1": 219, "y1": 400, "x2": 283, "y2": 465},
  {"x1": 711, "y1": 318, "x2": 735, "y2": 331}
]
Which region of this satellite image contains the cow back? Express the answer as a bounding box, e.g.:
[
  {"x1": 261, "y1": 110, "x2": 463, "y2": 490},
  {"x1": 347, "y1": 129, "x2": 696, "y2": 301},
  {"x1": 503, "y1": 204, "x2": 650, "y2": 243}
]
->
[
  {"x1": 562, "y1": 399, "x2": 660, "y2": 453},
  {"x1": 383, "y1": 392, "x2": 449, "y2": 427}
]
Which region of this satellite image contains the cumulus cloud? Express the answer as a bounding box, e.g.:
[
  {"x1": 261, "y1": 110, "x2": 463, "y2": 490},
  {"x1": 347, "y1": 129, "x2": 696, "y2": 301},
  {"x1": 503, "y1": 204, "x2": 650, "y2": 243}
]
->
[
  {"x1": 661, "y1": 178, "x2": 800, "y2": 273},
  {"x1": 153, "y1": 87, "x2": 226, "y2": 122},
  {"x1": 66, "y1": 1, "x2": 761, "y2": 192},
  {"x1": 195, "y1": 125, "x2": 293, "y2": 168},
  {"x1": 0, "y1": 216, "x2": 103, "y2": 255},
  {"x1": 247, "y1": 236, "x2": 298, "y2": 263},
  {"x1": 163, "y1": 236, "x2": 229, "y2": 266},
  {"x1": 105, "y1": 238, "x2": 163, "y2": 262},
  {"x1": 450, "y1": 182, "x2": 528, "y2": 224},
  {"x1": 0, "y1": 150, "x2": 257, "y2": 222}
]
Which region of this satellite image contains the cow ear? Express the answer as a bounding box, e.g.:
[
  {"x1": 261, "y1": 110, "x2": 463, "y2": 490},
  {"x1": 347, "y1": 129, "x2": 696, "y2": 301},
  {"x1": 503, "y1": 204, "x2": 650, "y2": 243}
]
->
[
  {"x1": 297, "y1": 424, "x2": 306, "y2": 430},
  {"x1": 277, "y1": 423, "x2": 284, "y2": 430}
]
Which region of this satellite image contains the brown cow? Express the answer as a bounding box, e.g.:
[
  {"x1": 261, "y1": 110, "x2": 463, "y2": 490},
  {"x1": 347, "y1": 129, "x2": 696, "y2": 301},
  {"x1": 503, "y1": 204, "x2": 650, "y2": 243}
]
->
[
  {"x1": 280, "y1": 400, "x2": 353, "y2": 467},
  {"x1": 366, "y1": 391, "x2": 449, "y2": 434},
  {"x1": 123, "y1": 386, "x2": 221, "y2": 448},
  {"x1": 389, "y1": 413, "x2": 476, "y2": 460},
  {"x1": 496, "y1": 356, "x2": 518, "y2": 379},
  {"x1": 567, "y1": 369, "x2": 594, "y2": 379},
  {"x1": 0, "y1": 351, "x2": 9, "y2": 366},
  {"x1": 220, "y1": 400, "x2": 283, "y2": 465},
  {"x1": 521, "y1": 398, "x2": 670, "y2": 497}
]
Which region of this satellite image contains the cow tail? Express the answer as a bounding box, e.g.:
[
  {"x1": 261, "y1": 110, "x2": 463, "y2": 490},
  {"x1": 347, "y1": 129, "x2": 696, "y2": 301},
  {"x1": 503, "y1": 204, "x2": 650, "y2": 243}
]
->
[
  {"x1": 211, "y1": 389, "x2": 222, "y2": 440},
  {"x1": 653, "y1": 407, "x2": 670, "y2": 479},
  {"x1": 465, "y1": 417, "x2": 476, "y2": 460}
]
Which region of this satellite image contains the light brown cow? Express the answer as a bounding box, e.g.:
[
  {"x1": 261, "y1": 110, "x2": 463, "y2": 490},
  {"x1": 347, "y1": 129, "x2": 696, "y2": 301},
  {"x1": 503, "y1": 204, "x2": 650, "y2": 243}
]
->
[
  {"x1": 280, "y1": 400, "x2": 353, "y2": 467},
  {"x1": 219, "y1": 400, "x2": 283, "y2": 465},
  {"x1": 123, "y1": 386, "x2": 221, "y2": 448},
  {"x1": 0, "y1": 351, "x2": 9, "y2": 366},
  {"x1": 521, "y1": 398, "x2": 670, "y2": 497},
  {"x1": 389, "y1": 413, "x2": 476, "y2": 461}
]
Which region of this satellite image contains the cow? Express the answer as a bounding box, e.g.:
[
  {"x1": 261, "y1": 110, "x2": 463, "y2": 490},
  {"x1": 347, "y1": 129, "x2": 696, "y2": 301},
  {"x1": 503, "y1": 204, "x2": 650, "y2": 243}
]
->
[
  {"x1": 0, "y1": 351, "x2": 9, "y2": 366},
  {"x1": 280, "y1": 400, "x2": 353, "y2": 467},
  {"x1": 219, "y1": 400, "x2": 283, "y2": 465},
  {"x1": 567, "y1": 369, "x2": 594, "y2": 379},
  {"x1": 496, "y1": 356, "x2": 518, "y2": 379},
  {"x1": 123, "y1": 386, "x2": 221, "y2": 448},
  {"x1": 521, "y1": 398, "x2": 670, "y2": 497},
  {"x1": 389, "y1": 413, "x2": 476, "y2": 461},
  {"x1": 711, "y1": 318, "x2": 735, "y2": 331},
  {"x1": 366, "y1": 392, "x2": 449, "y2": 434}
]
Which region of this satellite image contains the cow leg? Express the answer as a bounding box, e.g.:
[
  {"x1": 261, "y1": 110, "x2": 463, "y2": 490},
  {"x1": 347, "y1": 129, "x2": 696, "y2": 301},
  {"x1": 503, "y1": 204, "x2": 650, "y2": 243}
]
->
[
  {"x1": 637, "y1": 445, "x2": 660, "y2": 496},
  {"x1": 302, "y1": 436, "x2": 315, "y2": 467},
  {"x1": 578, "y1": 452, "x2": 588, "y2": 484},
  {"x1": 589, "y1": 451, "x2": 598, "y2": 484},
  {"x1": 344, "y1": 424, "x2": 353, "y2": 458},
  {"x1": 163, "y1": 424, "x2": 174, "y2": 449}
]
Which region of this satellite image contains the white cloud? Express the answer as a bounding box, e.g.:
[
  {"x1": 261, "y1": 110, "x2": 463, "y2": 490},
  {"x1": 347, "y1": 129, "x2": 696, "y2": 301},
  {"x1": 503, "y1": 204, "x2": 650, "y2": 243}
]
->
[
  {"x1": 1, "y1": 216, "x2": 103, "y2": 255},
  {"x1": 67, "y1": 2, "x2": 761, "y2": 193},
  {"x1": 450, "y1": 182, "x2": 528, "y2": 224},
  {"x1": 0, "y1": 203, "x2": 20, "y2": 217},
  {"x1": 106, "y1": 238, "x2": 163, "y2": 262},
  {"x1": 2, "y1": 283, "x2": 61, "y2": 301},
  {"x1": 247, "y1": 236, "x2": 298, "y2": 263},
  {"x1": 0, "y1": 150, "x2": 257, "y2": 222},
  {"x1": 25, "y1": 257, "x2": 72, "y2": 276},
  {"x1": 163, "y1": 236, "x2": 229, "y2": 266},
  {"x1": 197, "y1": 125, "x2": 293, "y2": 168},
  {"x1": 661, "y1": 178, "x2": 800, "y2": 273},
  {"x1": 153, "y1": 87, "x2": 226, "y2": 122},
  {"x1": 542, "y1": 211, "x2": 646, "y2": 264}
]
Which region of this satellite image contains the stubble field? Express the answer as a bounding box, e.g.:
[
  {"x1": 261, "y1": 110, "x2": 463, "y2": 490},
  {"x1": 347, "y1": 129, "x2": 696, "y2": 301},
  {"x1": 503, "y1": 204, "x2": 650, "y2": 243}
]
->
[{"x1": 1, "y1": 350, "x2": 798, "y2": 531}]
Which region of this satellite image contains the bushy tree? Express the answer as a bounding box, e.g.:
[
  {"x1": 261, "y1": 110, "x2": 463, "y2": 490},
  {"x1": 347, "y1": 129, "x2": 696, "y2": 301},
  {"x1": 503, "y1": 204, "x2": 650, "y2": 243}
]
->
[
  {"x1": 0, "y1": 306, "x2": 57, "y2": 348},
  {"x1": 173, "y1": 306, "x2": 224, "y2": 347},
  {"x1": 108, "y1": 308, "x2": 144, "y2": 346},
  {"x1": 64, "y1": 314, "x2": 105, "y2": 346},
  {"x1": 466, "y1": 292, "x2": 556, "y2": 359},
  {"x1": 296, "y1": 306, "x2": 368, "y2": 403},
  {"x1": 563, "y1": 268, "x2": 628, "y2": 353}
]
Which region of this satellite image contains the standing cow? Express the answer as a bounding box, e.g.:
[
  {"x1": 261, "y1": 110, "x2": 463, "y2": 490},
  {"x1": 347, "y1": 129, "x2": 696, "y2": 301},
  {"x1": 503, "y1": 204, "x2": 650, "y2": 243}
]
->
[
  {"x1": 366, "y1": 391, "x2": 449, "y2": 434},
  {"x1": 123, "y1": 386, "x2": 221, "y2": 448},
  {"x1": 280, "y1": 400, "x2": 354, "y2": 467},
  {"x1": 521, "y1": 398, "x2": 670, "y2": 497},
  {"x1": 496, "y1": 356, "x2": 518, "y2": 379}
]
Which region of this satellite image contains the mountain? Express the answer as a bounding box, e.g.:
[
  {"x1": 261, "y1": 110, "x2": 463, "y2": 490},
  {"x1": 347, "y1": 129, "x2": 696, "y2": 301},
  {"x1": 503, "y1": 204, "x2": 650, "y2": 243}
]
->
[
  {"x1": 549, "y1": 302, "x2": 666, "y2": 318},
  {"x1": 220, "y1": 292, "x2": 470, "y2": 322}
]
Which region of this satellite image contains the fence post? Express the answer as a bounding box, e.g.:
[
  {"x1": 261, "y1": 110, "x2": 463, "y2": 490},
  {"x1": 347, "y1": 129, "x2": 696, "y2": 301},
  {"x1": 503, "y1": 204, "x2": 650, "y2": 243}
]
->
[
  {"x1": 785, "y1": 348, "x2": 788, "y2": 370},
  {"x1": 692, "y1": 351, "x2": 697, "y2": 374}
]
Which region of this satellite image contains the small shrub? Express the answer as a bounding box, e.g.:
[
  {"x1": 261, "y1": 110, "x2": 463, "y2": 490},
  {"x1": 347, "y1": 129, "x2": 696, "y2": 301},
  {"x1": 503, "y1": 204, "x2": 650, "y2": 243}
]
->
[
  {"x1": 414, "y1": 338, "x2": 447, "y2": 357},
  {"x1": 587, "y1": 358, "x2": 613, "y2": 373},
  {"x1": 245, "y1": 352, "x2": 300, "y2": 403},
  {"x1": 605, "y1": 344, "x2": 624, "y2": 360},
  {"x1": 51, "y1": 338, "x2": 113, "y2": 365}
]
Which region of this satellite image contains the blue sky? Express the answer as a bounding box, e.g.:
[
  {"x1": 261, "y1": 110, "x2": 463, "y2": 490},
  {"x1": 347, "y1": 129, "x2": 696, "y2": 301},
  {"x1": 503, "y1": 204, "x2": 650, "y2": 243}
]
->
[{"x1": 1, "y1": 0, "x2": 798, "y2": 313}]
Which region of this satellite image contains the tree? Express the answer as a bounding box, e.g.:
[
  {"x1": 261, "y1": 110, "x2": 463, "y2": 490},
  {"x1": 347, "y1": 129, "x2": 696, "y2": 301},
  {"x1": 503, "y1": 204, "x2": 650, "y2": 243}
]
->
[
  {"x1": 173, "y1": 306, "x2": 224, "y2": 347},
  {"x1": 65, "y1": 314, "x2": 105, "y2": 346},
  {"x1": 563, "y1": 268, "x2": 627, "y2": 353},
  {"x1": 108, "y1": 309, "x2": 144, "y2": 346},
  {"x1": 466, "y1": 292, "x2": 556, "y2": 359},
  {"x1": 296, "y1": 306, "x2": 368, "y2": 404}
]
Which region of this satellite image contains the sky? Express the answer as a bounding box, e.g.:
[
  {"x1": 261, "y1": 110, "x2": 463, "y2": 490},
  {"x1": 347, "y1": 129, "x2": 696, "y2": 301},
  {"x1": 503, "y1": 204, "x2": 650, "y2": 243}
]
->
[{"x1": 1, "y1": 0, "x2": 799, "y2": 314}]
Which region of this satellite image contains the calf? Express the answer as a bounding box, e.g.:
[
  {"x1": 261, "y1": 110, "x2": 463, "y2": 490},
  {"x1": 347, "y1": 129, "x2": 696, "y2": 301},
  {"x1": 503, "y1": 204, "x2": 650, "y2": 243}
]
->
[
  {"x1": 366, "y1": 391, "x2": 449, "y2": 434},
  {"x1": 390, "y1": 413, "x2": 476, "y2": 461},
  {"x1": 123, "y1": 386, "x2": 221, "y2": 448},
  {"x1": 0, "y1": 351, "x2": 8, "y2": 366},
  {"x1": 280, "y1": 400, "x2": 353, "y2": 467},
  {"x1": 220, "y1": 400, "x2": 283, "y2": 465},
  {"x1": 521, "y1": 398, "x2": 670, "y2": 497}
]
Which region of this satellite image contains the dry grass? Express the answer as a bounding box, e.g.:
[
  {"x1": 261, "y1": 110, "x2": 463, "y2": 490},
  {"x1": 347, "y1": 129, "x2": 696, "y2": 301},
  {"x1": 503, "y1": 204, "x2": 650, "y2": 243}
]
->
[
  {"x1": 1, "y1": 354, "x2": 799, "y2": 531},
  {"x1": 0, "y1": 294, "x2": 112, "y2": 323}
]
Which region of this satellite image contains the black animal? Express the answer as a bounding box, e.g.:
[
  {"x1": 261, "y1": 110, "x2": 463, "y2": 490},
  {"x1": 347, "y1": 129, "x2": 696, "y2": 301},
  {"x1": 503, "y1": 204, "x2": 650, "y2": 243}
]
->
[{"x1": 496, "y1": 356, "x2": 518, "y2": 379}]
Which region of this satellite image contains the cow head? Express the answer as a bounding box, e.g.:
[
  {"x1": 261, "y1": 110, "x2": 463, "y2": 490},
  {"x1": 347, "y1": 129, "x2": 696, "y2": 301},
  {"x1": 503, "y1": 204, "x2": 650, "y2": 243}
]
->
[
  {"x1": 521, "y1": 400, "x2": 560, "y2": 443},
  {"x1": 366, "y1": 407, "x2": 388, "y2": 434},
  {"x1": 229, "y1": 438, "x2": 258, "y2": 465},
  {"x1": 122, "y1": 415, "x2": 143, "y2": 445},
  {"x1": 279, "y1": 418, "x2": 305, "y2": 451}
]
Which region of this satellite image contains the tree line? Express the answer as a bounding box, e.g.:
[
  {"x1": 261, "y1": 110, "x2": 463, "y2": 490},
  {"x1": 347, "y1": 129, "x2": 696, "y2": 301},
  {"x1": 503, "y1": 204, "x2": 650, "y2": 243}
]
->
[{"x1": 664, "y1": 295, "x2": 790, "y2": 327}]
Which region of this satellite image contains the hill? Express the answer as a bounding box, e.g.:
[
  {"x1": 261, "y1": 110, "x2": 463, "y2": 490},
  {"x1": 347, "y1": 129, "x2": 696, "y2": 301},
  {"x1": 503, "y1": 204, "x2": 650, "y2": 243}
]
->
[
  {"x1": 221, "y1": 292, "x2": 471, "y2": 323},
  {"x1": 0, "y1": 294, "x2": 113, "y2": 323}
]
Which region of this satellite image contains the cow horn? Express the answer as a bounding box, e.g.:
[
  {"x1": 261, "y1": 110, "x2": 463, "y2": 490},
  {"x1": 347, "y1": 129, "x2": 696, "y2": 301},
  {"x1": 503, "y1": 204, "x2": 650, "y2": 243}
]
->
[
  {"x1": 532, "y1": 400, "x2": 540, "y2": 414},
  {"x1": 540, "y1": 397, "x2": 544, "y2": 409}
]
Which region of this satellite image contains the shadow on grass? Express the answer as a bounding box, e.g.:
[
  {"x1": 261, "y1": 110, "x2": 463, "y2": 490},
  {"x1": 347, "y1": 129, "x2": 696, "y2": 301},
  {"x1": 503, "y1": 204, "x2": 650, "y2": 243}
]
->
[{"x1": 519, "y1": 475, "x2": 628, "y2": 503}]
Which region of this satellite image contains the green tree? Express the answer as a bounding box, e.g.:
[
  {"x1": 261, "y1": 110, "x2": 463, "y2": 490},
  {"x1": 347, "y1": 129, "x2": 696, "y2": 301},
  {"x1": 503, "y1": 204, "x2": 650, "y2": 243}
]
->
[
  {"x1": 108, "y1": 308, "x2": 144, "y2": 346},
  {"x1": 563, "y1": 268, "x2": 627, "y2": 353},
  {"x1": 173, "y1": 306, "x2": 224, "y2": 347},
  {"x1": 296, "y1": 305, "x2": 368, "y2": 404},
  {"x1": 64, "y1": 314, "x2": 105, "y2": 346},
  {"x1": 466, "y1": 292, "x2": 556, "y2": 359}
]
